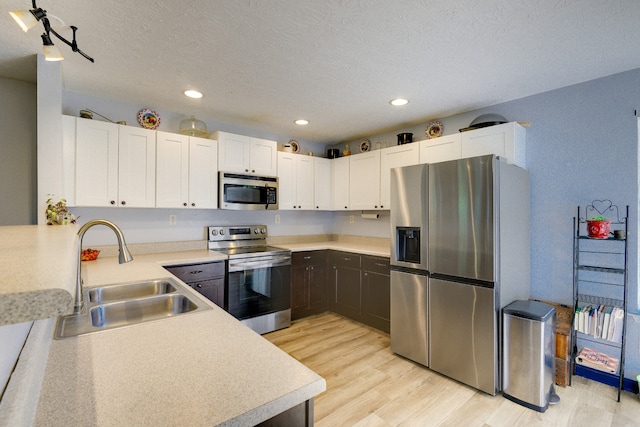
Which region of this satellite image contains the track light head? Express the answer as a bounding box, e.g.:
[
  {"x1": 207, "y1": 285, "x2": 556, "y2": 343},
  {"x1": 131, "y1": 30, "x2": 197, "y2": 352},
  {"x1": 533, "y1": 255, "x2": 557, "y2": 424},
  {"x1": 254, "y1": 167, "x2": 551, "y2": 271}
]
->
[
  {"x1": 10, "y1": 1, "x2": 94, "y2": 63},
  {"x1": 41, "y1": 33, "x2": 63, "y2": 61},
  {"x1": 9, "y1": 8, "x2": 45, "y2": 32}
]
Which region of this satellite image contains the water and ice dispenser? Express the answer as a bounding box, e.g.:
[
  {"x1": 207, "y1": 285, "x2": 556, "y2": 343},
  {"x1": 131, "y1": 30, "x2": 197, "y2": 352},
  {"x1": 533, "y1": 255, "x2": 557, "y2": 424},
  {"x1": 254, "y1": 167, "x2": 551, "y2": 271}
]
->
[{"x1": 396, "y1": 227, "x2": 421, "y2": 264}]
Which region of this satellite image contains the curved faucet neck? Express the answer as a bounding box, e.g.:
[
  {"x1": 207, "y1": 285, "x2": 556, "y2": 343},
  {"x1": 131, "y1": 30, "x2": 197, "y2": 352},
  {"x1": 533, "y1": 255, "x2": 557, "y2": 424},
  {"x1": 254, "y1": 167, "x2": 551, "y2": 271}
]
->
[{"x1": 75, "y1": 219, "x2": 133, "y2": 314}]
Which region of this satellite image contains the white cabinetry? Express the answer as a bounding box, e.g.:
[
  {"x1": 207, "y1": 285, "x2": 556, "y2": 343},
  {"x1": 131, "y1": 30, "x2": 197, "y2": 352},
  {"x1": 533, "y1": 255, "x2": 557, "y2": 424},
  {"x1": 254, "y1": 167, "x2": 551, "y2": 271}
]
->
[
  {"x1": 74, "y1": 117, "x2": 156, "y2": 207},
  {"x1": 313, "y1": 157, "x2": 332, "y2": 210},
  {"x1": 419, "y1": 133, "x2": 461, "y2": 164},
  {"x1": 460, "y1": 122, "x2": 526, "y2": 167},
  {"x1": 380, "y1": 144, "x2": 420, "y2": 208},
  {"x1": 277, "y1": 152, "x2": 314, "y2": 210},
  {"x1": 215, "y1": 131, "x2": 277, "y2": 176},
  {"x1": 331, "y1": 157, "x2": 350, "y2": 210},
  {"x1": 156, "y1": 131, "x2": 218, "y2": 209},
  {"x1": 349, "y1": 150, "x2": 381, "y2": 210}
]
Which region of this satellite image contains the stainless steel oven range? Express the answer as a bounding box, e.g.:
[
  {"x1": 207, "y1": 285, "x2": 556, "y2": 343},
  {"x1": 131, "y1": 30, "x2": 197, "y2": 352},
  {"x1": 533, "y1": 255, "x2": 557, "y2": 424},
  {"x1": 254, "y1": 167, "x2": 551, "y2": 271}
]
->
[{"x1": 208, "y1": 225, "x2": 291, "y2": 334}]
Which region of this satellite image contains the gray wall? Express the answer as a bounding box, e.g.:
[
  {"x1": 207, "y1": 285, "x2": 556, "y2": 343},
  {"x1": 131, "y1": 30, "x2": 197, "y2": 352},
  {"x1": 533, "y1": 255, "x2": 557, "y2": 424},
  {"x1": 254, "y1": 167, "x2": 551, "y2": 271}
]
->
[{"x1": 0, "y1": 77, "x2": 37, "y2": 225}]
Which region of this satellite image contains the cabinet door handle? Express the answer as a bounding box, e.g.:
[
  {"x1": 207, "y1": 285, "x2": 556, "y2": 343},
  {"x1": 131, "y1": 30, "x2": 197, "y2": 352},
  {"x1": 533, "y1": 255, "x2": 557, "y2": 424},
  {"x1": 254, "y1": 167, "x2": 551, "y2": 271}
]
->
[
  {"x1": 375, "y1": 263, "x2": 387, "y2": 267},
  {"x1": 196, "y1": 284, "x2": 202, "y2": 288},
  {"x1": 191, "y1": 203, "x2": 196, "y2": 207},
  {"x1": 121, "y1": 200, "x2": 126, "y2": 206},
  {"x1": 110, "y1": 200, "x2": 116, "y2": 205},
  {"x1": 183, "y1": 202, "x2": 188, "y2": 207},
  {"x1": 303, "y1": 256, "x2": 311, "y2": 260},
  {"x1": 343, "y1": 257, "x2": 350, "y2": 261}
]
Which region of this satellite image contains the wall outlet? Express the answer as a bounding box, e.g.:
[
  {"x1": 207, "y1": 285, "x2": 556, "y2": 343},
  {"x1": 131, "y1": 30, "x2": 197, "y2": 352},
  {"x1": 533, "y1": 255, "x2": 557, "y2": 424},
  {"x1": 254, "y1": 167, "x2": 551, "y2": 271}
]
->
[
  {"x1": 275, "y1": 214, "x2": 280, "y2": 224},
  {"x1": 169, "y1": 215, "x2": 177, "y2": 225},
  {"x1": 349, "y1": 215, "x2": 354, "y2": 224}
]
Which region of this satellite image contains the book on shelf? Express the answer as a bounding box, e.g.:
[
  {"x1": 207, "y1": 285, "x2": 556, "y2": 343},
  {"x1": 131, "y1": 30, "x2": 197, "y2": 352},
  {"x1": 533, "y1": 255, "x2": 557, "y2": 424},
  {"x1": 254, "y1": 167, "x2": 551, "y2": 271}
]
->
[
  {"x1": 575, "y1": 347, "x2": 619, "y2": 374},
  {"x1": 573, "y1": 303, "x2": 624, "y2": 343}
]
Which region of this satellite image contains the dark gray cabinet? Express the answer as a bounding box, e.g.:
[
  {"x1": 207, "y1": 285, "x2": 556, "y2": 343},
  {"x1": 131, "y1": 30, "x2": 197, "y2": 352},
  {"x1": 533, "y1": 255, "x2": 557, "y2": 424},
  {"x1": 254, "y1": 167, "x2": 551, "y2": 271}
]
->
[
  {"x1": 325, "y1": 251, "x2": 390, "y2": 332},
  {"x1": 328, "y1": 251, "x2": 362, "y2": 320},
  {"x1": 362, "y1": 255, "x2": 390, "y2": 333},
  {"x1": 291, "y1": 251, "x2": 327, "y2": 320},
  {"x1": 165, "y1": 261, "x2": 226, "y2": 309}
]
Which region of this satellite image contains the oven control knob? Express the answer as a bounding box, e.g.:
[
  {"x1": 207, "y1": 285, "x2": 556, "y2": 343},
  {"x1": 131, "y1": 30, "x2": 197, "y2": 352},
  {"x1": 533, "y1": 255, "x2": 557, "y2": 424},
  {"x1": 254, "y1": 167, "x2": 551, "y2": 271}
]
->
[
  {"x1": 219, "y1": 229, "x2": 225, "y2": 235},
  {"x1": 211, "y1": 229, "x2": 218, "y2": 236},
  {"x1": 253, "y1": 228, "x2": 259, "y2": 234},
  {"x1": 260, "y1": 227, "x2": 266, "y2": 234}
]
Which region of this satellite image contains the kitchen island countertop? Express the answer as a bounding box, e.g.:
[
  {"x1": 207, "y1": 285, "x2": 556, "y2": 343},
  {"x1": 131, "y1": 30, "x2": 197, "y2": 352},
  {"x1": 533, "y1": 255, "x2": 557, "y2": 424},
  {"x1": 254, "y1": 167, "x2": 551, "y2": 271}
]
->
[{"x1": 32, "y1": 250, "x2": 325, "y2": 426}]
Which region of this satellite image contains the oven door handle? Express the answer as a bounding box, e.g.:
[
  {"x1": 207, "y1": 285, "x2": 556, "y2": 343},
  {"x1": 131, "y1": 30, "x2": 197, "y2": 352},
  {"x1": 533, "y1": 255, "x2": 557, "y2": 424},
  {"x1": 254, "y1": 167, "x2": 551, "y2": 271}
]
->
[{"x1": 229, "y1": 256, "x2": 291, "y2": 271}]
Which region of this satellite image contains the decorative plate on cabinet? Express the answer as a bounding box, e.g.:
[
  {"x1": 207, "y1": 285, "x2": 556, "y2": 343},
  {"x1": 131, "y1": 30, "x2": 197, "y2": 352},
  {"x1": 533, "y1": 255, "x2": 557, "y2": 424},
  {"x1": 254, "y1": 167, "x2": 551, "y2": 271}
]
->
[
  {"x1": 137, "y1": 109, "x2": 161, "y2": 130},
  {"x1": 359, "y1": 139, "x2": 371, "y2": 152},
  {"x1": 426, "y1": 120, "x2": 443, "y2": 139},
  {"x1": 289, "y1": 140, "x2": 300, "y2": 153}
]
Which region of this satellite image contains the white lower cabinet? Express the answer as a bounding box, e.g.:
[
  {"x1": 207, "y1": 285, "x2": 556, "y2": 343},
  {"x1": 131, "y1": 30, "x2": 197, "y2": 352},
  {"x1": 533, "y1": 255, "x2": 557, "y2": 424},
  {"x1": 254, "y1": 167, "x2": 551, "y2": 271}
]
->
[
  {"x1": 277, "y1": 152, "x2": 315, "y2": 210},
  {"x1": 156, "y1": 131, "x2": 218, "y2": 209},
  {"x1": 74, "y1": 116, "x2": 156, "y2": 207},
  {"x1": 331, "y1": 157, "x2": 350, "y2": 210}
]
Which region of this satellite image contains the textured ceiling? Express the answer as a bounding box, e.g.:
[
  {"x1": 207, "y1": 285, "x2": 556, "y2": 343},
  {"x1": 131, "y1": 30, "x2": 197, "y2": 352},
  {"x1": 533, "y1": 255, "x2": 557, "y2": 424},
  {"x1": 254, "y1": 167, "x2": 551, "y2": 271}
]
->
[{"x1": 2, "y1": 0, "x2": 640, "y2": 143}]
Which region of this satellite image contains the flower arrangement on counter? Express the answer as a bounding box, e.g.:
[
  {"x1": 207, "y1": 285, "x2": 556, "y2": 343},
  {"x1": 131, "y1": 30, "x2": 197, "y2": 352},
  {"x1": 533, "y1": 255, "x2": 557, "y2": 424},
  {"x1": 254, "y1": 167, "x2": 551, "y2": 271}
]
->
[{"x1": 45, "y1": 195, "x2": 77, "y2": 225}]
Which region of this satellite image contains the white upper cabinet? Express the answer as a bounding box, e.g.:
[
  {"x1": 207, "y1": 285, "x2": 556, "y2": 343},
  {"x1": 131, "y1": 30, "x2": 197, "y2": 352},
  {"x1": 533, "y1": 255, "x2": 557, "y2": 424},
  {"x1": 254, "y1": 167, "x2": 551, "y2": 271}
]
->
[
  {"x1": 117, "y1": 126, "x2": 157, "y2": 208},
  {"x1": 419, "y1": 133, "x2": 462, "y2": 164},
  {"x1": 349, "y1": 150, "x2": 381, "y2": 210},
  {"x1": 74, "y1": 117, "x2": 156, "y2": 208},
  {"x1": 188, "y1": 137, "x2": 218, "y2": 209},
  {"x1": 277, "y1": 152, "x2": 314, "y2": 210},
  {"x1": 74, "y1": 118, "x2": 119, "y2": 207},
  {"x1": 156, "y1": 132, "x2": 218, "y2": 209},
  {"x1": 380, "y1": 144, "x2": 420, "y2": 209},
  {"x1": 215, "y1": 131, "x2": 277, "y2": 176},
  {"x1": 460, "y1": 122, "x2": 526, "y2": 167},
  {"x1": 313, "y1": 157, "x2": 332, "y2": 210},
  {"x1": 156, "y1": 132, "x2": 189, "y2": 208},
  {"x1": 331, "y1": 157, "x2": 350, "y2": 210}
]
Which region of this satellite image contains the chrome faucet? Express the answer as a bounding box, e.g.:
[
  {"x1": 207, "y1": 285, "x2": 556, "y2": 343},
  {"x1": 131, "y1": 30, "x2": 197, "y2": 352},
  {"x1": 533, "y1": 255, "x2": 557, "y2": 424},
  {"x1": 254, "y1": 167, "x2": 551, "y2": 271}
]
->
[{"x1": 75, "y1": 219, "x2": 133, "y2": 314}]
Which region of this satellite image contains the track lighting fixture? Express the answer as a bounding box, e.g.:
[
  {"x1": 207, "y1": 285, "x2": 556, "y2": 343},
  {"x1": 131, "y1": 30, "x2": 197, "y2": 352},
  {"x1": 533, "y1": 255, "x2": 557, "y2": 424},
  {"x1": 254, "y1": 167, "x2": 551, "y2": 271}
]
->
[{"x1": 9, "y1": 0, "x2": 94, "y2": 63}]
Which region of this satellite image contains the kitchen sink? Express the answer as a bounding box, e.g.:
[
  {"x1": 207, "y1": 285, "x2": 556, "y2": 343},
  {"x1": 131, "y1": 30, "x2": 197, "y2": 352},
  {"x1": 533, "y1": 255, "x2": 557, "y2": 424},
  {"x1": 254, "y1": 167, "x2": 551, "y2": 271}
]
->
[
  {"x1": 90, "y1": 294, "x2": 197, "y2": 328},
  {"x1": 88, "y1": 279, "x2": 176, "y2": 303},
  {"x1": 54, "y1": 277, "x2": 210, "y2": 339}
]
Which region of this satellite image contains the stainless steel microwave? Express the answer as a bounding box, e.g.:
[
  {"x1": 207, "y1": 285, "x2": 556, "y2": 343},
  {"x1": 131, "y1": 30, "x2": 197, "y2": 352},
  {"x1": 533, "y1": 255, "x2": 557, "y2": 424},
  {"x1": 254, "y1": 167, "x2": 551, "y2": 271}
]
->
[{"x1": 219, "y1": 172, "x2": 278, "y2": 210}]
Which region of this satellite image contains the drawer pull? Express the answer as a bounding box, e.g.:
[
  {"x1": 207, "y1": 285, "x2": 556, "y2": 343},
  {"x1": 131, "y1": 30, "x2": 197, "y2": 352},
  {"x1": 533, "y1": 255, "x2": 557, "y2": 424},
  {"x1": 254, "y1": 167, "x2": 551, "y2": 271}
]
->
[
  {"x1": 189, "y1": 270, "x2": 204, "y2": 275},
  {"x1": 375, "y1": 263, "x2": 387, "y2": 267},
  {"x1": 303, "y1": 256, "x2": 311, "y2": 260}
]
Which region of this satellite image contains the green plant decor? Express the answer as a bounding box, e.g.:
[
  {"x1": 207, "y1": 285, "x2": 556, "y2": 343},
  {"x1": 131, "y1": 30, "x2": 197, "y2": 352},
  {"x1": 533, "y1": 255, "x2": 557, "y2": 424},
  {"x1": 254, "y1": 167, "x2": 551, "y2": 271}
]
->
[{"x1": 46, "y1": 195, "x2": 77, "y2": 225}]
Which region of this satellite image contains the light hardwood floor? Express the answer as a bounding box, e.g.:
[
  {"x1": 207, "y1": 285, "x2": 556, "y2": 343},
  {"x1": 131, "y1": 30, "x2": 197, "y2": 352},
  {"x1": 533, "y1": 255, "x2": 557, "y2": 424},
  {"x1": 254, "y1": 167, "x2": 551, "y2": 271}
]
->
[{"x1": 264, "y1": 312, "x2": 640, "y2": 426}]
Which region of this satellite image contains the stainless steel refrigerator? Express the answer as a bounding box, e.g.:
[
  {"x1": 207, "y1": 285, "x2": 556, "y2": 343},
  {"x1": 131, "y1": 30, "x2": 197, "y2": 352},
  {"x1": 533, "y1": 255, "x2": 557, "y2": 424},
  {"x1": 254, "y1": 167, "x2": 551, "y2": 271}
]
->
[
  {"x1": 390, "y1": 155, "x2": 530, "y2": 395},
  {"x1": 390, "y1": 164, "x2": 429, "y2": 366}
]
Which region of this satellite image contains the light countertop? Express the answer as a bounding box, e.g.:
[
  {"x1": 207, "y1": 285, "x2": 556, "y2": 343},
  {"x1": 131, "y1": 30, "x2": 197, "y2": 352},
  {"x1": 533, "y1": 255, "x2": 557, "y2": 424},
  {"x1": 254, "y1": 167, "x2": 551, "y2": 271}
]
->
[
  {"x1": 0, "y1": 225, "x2": 78, "y2": 326},
  {"x1": 33, "y1": 251, "x2": 325, "y2": 426},
  {"x1": 276, "y1": 241, "x2": 390, "y2": 257},
  {"x1": 1, "y1": 229, "x2": 389, "y2": 425}
]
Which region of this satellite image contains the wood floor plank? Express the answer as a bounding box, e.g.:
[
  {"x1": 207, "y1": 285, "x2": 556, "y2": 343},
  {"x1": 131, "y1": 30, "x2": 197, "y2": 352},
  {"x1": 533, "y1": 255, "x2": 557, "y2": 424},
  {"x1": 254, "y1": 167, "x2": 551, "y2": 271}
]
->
[{"x1": 264, "y1": 312, "x2": 640, "y2": 426}]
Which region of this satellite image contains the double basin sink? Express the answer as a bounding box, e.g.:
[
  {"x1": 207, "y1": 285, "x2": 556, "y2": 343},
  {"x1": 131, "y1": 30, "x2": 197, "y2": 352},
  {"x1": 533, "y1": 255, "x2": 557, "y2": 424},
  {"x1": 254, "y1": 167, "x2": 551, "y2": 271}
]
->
[{"x1": 55, "y1": 278, "x2": 210, "y2": 339}]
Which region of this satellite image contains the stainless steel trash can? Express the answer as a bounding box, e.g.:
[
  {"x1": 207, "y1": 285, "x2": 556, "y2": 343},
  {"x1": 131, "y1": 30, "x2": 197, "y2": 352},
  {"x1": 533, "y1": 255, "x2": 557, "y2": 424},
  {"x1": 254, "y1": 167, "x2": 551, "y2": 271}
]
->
[{"x1": 503, "y1": 300, "x2": 556, "y2": 412}]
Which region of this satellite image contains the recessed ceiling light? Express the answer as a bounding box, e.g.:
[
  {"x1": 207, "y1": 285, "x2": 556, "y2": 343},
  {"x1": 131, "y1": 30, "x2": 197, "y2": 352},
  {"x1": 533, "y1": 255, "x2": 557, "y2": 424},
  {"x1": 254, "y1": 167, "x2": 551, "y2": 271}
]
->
[
  {"x1": 184, "y1": 90, "x2": 203, "y2": 99},
  {"x1": 390, "y1": 98, "x2": 409, "y2": 106},
  {"x1": 295, "y1": 119, "x2": 309, "y2": 125}
]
